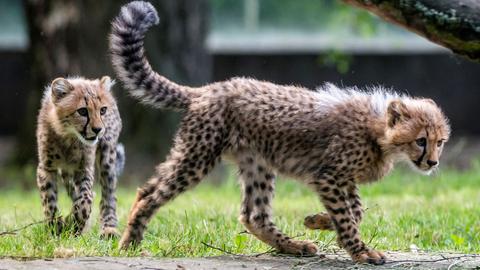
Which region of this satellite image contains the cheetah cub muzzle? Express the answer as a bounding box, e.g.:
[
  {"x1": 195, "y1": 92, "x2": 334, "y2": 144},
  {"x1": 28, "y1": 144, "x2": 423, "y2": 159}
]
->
[
  {"x1": 36, "y1": 76, "x2": 124, "y2": 238},
  {"x1": 110, "y1": 1, "x2": 450, "y2": 265}
]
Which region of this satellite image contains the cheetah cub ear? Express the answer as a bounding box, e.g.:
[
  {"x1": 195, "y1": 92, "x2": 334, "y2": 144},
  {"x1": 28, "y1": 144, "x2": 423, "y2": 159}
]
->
[
  {"x1": 387, "y1": 99, "x2": 411, "y2": 127},
  {"x1": 100, "y1": 76, "x2": 115, "y2": 91},
  {"x1": 51, "y1": 77, "x2": 73, "y2": 102}
]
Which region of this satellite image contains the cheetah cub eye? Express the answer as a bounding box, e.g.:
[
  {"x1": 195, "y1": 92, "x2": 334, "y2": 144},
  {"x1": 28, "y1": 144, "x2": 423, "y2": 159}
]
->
[
  {"x1": 415, "y1": 137, "x2": 426, "y2": 147},
  {"x1": 77, "y1": 107, "x2": 88, "y2": 117}
]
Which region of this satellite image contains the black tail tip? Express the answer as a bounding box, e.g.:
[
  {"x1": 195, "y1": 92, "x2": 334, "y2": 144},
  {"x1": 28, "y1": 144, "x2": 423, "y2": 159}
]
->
[{"x1": 120, "y1": 1, "x2": 159, "y2": 28}]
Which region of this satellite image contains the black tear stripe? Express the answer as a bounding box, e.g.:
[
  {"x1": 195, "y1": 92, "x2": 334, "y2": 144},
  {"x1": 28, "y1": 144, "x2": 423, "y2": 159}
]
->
[
  {"x1": 82, "y1": 97, "x2": 90, "y2": 136},
  {"x1": 415, "y1": 130, "x2": 428, "y2": 166}
]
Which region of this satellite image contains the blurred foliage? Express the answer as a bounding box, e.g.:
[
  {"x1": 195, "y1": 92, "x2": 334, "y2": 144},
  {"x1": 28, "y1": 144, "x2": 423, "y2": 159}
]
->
[
  {"x1": 0, "y1": 163, "x2": 36, "y2": 189},
  {"x1": 210, "y1": 0, "x2": 390, "y2": 73},
  {"x1": 210, "y1": 0, "x2": 382, "y2": 36},
  {"x1": 318, "y1": 50, "x2": 353, "y2": 74}
]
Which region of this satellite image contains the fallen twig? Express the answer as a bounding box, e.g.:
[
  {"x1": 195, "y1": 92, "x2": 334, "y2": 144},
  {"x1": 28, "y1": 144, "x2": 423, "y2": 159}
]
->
[
  {"x1": 447, "y1": 259, "x2": 468, "y2": 270},
  {"x1": 0, "y1": 255, "x2": 47, "y2": 261},
  {"x1": 201, "y1": 241, "x2": 239, "y2": 256},
  {"x1": 0, "y1": 220, "x2": 46, "y2": 236},
  {"x1": 252, "y1": 248, "x2": 275, "y2": 257},
  {"x1": 201, "y1": 241, "x2": 276, "y2": 258},
  {"x1": 388, "y1": 254, "x2": 480, "y2": 266}
]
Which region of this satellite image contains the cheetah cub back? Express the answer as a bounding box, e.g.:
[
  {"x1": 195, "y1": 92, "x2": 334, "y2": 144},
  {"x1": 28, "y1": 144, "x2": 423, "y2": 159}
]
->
[
  {"x1": 110, "y1": 1, "x2": 450, "y2": 265},
  {"x1": 36, "y1": 76, "x2": 123, "y2": 237}
]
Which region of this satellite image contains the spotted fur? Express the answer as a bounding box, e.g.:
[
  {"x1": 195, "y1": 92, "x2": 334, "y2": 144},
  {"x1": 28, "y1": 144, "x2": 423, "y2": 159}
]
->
[
  {"x1": 110, "y1": 1, "x2": 450, "y2": 265},
  {"x1": 36, "y1": 76, "x2": 123, "y2": 237}
]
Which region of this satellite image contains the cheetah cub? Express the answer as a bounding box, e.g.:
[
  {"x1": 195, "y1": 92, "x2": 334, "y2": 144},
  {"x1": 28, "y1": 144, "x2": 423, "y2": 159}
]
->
[
  {"x1": 110, "y1": 1, "x2": 450, "y2": 265},
  {"x1": 36, "y1": 76, "x2": 123, "y2": 237}
]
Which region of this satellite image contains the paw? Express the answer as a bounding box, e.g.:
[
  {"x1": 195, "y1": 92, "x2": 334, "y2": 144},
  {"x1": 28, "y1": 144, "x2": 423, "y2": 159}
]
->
[
  {"x1": 277, "y1": 240, "x2": 318, "y2": 256},
  {"x1": 101, "y1": 227, "x2": 120, "y2": 239},
  {"x1": 47, "y1": 217, "x2": 66, "y2": 236},
  {"x1": 351, "y1": 249, "x2": 386, "y2": 265},
  {"x1": 119, "y1": 233, "x2": 132, "y2": 250},
  {"x1": 119, "y1": 228, "x2": 142, "y2": 250},
  {"x1": 304, "y1": 212, "x2": 334, "y2": 230},
  {"x1": 64, "y1": 215, "x2": 84, "y2": 236}
]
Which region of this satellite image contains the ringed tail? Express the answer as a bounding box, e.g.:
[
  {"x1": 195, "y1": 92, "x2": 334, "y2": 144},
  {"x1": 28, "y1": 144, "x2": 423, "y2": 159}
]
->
[{"x1": 110, "y1": 1, "x2": 195, "y2": 111}]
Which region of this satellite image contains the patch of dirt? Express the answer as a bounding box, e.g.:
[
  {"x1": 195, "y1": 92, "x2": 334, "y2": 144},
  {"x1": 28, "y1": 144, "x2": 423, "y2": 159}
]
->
[{"x1": 2, "y1": 252, "x2": 480, "y2": 270}]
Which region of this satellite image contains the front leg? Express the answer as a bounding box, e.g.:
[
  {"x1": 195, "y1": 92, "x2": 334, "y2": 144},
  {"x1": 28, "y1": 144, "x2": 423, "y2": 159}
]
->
[
  {"x1": 237, "y1": 153, "x2": 318, "y2": 255},
  {"x1": 305, "y1": 185, "x2": 363, "y2": 230},
  {"x1": 314, "y1": 177, "x2": 385, "y2": 265},
  {"x1": 66, "y1": 169, "x2": 94, "y2": 235},
  {"x1": 98, "y1": 141, "x2": 120, "y2": 238},
  {"x1": 347, "y1": 185, "x2": 363, "y2": 225},
  {"x1": 37, "y1": 166, "x2": 63, "y2": 234}
]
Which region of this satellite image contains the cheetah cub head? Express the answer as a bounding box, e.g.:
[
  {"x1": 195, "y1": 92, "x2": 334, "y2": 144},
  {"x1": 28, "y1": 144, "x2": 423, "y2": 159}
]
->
[
  {"x1": 382, "y1": 98, "x2": 450, "y2": 175},
  {"x1": 48, "y1": 76, "x2": 115, "y2": 146}
]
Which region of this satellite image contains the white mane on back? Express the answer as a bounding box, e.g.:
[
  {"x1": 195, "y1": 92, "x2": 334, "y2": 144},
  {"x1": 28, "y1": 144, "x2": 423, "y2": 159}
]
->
[{"x1": 314, "y1": 83, "x2": 408, "y2": 116}]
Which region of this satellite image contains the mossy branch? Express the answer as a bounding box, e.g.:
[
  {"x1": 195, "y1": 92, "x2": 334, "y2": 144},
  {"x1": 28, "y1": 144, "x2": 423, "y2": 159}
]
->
[{"x1": 342, "y1": 0, "x2": 480, "y2": 62}]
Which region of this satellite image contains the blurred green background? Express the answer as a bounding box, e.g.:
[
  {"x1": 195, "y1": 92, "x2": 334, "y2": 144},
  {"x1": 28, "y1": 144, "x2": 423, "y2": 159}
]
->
[{"x1": 0, "y1": 0, "x2": 479, "y2": 188}]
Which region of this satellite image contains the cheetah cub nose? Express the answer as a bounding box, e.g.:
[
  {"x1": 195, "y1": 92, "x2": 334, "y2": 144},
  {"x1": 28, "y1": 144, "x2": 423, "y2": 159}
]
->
[
  {"x1": 427, "y1": 160, "x2": 438, "y2": 167},
  {"x1": 92, "y1": 127, "x2": 103, "y2": 135}
]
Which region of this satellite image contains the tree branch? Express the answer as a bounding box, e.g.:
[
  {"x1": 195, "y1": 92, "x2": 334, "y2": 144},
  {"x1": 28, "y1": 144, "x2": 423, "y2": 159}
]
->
[{"x1": 342, "y1": 0, "x2": 480, "y2": 62}]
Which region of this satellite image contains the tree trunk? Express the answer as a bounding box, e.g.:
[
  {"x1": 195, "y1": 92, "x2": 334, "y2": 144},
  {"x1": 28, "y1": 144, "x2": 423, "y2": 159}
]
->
[
  {"x1": 14, "y1": 0, "x2": 83, "y2": 166},
  {"x1": 15, "y1": 0, "x2": 211, "y2": 174},
  {"x1": 342, "y1": 0, "x2": 480, "y2": 62}
]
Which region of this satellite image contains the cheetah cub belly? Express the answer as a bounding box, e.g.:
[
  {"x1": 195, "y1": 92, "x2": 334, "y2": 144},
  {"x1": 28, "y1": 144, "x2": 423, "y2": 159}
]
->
[
  {"x1": 36, "y1": 76, "x2": 124, "y2": 238},
  {"x1": 110, "y1": 1, "x2": 450, "y2": 265}
]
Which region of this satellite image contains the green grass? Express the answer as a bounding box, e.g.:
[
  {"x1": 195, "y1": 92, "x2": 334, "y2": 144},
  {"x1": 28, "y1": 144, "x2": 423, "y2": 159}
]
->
[{"x1": 1, "y1": 165, "x2": 480, "y2": 258}]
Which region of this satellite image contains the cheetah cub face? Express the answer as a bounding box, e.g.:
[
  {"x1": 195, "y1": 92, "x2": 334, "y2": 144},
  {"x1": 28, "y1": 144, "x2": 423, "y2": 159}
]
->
[
  {"x1": 49, "y1": 76, "x2": 115, "y2": 146},
  {"x1": 383, "y1": 99, "x2": 450, "y2": 174}
]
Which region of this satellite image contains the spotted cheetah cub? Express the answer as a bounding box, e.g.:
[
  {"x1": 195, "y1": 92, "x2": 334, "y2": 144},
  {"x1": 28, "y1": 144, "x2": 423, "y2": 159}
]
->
[
  {"x1": 110, "y1": 1, "x2": 450, "y2": 265},
  {"x1": 36, "y1": 76, "x2": 123, "y2": 237}
]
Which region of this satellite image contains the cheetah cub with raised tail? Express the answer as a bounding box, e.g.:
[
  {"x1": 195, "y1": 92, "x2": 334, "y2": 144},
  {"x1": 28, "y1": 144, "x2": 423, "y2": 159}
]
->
[
  {"x1": 36, "y1": 76, "x2": 123, "y2": 237},
  {"x1": 110, "y1": 1, "x2": 450, "y2": 265}
]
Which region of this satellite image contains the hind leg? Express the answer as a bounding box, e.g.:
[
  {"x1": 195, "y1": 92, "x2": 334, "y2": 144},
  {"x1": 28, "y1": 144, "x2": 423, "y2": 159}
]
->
[
  {"x1": 120, "y1": 151, "x2": 219, "y2": 248},
  {"x1": 98, "y1": 141, "x2": 120, "y2": 238},
  {"x1": 119, "y1": 116, "x2": 225, "y2": 248},
  {"x1": 236, "y1": 153, "x2": 318, "y2": 255}
]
